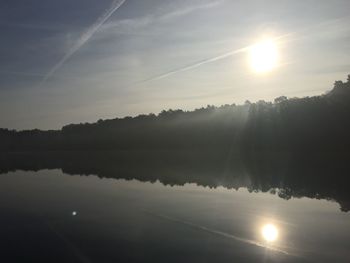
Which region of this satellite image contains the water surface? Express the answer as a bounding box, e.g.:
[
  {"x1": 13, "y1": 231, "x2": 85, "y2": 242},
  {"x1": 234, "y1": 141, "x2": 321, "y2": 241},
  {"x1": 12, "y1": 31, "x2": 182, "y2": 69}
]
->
[{"x1": 0, "y1": 169, "x2": 349, "y2": 262}]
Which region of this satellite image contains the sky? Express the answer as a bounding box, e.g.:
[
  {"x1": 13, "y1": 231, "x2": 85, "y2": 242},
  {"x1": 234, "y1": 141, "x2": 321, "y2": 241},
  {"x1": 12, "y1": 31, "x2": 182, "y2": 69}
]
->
[{"x1": 1, "y1": 0, "x2": 350, "y2": 130}]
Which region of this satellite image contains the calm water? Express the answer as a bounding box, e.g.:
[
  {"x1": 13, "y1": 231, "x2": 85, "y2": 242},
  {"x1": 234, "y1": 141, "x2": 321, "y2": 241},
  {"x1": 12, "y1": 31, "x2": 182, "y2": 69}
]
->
[{"x1": 0, "y1": 169, "x2": 349, "y2": 263}]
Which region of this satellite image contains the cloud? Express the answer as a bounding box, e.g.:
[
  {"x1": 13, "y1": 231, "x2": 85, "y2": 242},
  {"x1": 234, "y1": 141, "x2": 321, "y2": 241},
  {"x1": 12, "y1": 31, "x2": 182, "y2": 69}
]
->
[
  {"x1": 40, "y1": 0, "x2": 127, "y2": 85},
  {"x1": 159, "y1": 1, "x2": 222, "y2": 21},
  {"x1": 101, "y1": 0, "x2": 223, "y2": 35},
  {"x1": 0, "y1": 70, "x2": 46, "y2": 77},
  {"x1": 0, "y1": 22, "x2": 67, "y2": 31}
]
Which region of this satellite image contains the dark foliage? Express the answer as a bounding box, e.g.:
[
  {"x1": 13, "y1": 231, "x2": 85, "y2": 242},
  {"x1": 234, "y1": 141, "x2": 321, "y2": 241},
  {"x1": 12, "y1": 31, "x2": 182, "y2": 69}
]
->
[
  {"x1": 0, "y1": 76, "x2": 349, "y2": 211},
  {"x1": 1, "y1": 75, "x2": 350, "y2": 152},
  {"x1": 0, "y1": 150, "x2": 349, "y2": 212}
]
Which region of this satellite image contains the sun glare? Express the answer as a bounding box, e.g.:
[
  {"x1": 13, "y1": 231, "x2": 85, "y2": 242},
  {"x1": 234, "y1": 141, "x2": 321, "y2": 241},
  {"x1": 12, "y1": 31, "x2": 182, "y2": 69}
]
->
[
  {"x1": 249, "y1": 39, "x2": 278, "y2": 73},
  {"x1": 262, "y1": 223, "x2": 278, "y2": 242}
]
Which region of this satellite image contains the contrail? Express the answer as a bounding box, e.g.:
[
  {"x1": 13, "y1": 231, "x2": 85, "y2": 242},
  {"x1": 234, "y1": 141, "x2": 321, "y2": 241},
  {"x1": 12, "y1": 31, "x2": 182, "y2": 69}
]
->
[
  {"x1": 41, "y1": 0, "x2": 126, "y2": 85},
  {"x1": 136, "y1": 34, "x2": 291, "y2": 85},
  {"x1": 137, "y1": 47, "x2": 249, "y2": 84}
]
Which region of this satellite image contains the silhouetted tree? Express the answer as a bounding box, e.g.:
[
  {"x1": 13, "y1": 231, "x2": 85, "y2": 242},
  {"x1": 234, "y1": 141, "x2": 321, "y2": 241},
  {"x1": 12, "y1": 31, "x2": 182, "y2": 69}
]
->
[
  {"x1": 0, "y1": 74, "x2": 349, "y2": 153},
  {"x1": 274, "y1": 96, "x2": 287, "y2": 104}
]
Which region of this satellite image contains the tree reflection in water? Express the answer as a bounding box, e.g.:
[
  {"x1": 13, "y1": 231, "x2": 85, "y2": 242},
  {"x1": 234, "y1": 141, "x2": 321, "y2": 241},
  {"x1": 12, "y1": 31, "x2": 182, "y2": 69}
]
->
[{"x1": 0, "y1": 150, "x2": 348, "y2": 212}]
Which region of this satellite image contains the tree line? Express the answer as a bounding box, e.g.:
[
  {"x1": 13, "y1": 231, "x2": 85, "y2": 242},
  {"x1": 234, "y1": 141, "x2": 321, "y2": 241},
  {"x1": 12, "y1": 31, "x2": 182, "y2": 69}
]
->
[{"x1": 1, "y1": 75, "x2": 350, "y2": 152}]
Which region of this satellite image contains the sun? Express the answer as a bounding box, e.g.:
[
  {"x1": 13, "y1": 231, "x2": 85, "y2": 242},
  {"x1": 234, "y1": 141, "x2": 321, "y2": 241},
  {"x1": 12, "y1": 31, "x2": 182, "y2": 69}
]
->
[
  {"x1": 249, "y1": 39, "x2": 278, "y2": 73},
  {"x1": 261, "y1": 223, "x2": 278, "y2": 242}
]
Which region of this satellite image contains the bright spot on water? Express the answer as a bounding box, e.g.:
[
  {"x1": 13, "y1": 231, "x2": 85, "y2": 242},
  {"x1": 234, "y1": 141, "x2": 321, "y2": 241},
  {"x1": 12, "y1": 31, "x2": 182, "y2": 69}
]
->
[
  {"x1": 72, "y1": 211, "x2": 77, "y2": 216},
  {"x1": 262, "y1": 223, "x2": 278, "y2": 242}
]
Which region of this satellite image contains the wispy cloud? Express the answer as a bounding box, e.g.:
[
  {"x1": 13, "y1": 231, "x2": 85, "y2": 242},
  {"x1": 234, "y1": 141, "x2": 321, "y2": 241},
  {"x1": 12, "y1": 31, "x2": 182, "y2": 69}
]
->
[
  {"x1": 0, "y1": 70, "x2": 46, "y2": 77},
  {"x1": 40, "y1": 0, "x2": 127, "y2": 85},
  {"x1": 101, "y1": 0, "x2": 223, "y2": 34},
  {"x1": 0, "y1": 70, "x2": 79, "y2": 82},
  {"x1": 0, "y1": 22, "x2": 68, "y2": 31},
  {"x1": 159, "y1": 1, "x2": 222, "y2": 21}
]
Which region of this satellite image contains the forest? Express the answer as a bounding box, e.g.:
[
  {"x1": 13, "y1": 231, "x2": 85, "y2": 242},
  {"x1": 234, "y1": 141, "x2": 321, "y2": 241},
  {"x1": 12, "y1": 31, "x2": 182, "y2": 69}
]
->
[
  {"x1": 1, "y1": 76, "x2": 350, "y2": 212},
  {"x1": 0, "y1": 75, "x2": 350, "y2": 153}
]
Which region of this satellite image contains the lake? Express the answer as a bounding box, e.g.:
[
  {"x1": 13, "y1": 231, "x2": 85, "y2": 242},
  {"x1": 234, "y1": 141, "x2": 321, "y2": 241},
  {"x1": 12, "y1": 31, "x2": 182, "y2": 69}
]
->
[{"x1": 0, "y1": 155, "x2": 349, "y2": 263}]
